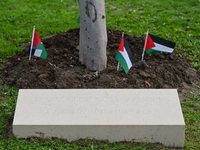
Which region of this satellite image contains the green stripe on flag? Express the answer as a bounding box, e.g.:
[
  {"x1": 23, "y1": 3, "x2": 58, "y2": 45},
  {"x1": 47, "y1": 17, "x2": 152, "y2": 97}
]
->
[
  {"x1": 115, "y1": 51, "x2": 129, "y2": 74},
  {"x1": 32, "y1": 43, "x2": 47, "y2": 59},
  {"x1": 145, "y1": 48, "x2": 170, "y2": 54},
  {"x1": 33, "y1": 43, "x2": 45, "y2": 50},
  {"x1": 146, "y1": 49, "x2": 171, "y2": 54},
  {"x1": 40, "y1": 49, "x2": 47, "y2": 59}
]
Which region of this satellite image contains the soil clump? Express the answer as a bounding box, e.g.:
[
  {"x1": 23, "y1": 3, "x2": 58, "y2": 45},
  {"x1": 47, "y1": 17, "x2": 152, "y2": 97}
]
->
[{"x1": 2, "y1": 27, "x2": 200, "y2": 101}]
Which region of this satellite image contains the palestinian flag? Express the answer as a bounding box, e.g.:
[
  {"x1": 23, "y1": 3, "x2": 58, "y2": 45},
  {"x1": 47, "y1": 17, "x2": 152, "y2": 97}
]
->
[
  {"x1": 145, "y1": 33, "x2": 176, "y2": 53},
  {"x1": 29, "y1": 27, "x2": 47, "y2": 59},
  {"x1": 115, "y1": 36, "x2": 136, "y2": 74}
]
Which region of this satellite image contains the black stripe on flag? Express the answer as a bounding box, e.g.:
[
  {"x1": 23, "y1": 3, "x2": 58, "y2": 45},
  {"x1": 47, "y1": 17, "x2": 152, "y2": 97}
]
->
[
  {"x1": 124, "y1": 38, "x2": 136, "y2": 65},
  {"x1": 28, "y1": 45, "x2": 36, "y2": 55},
  {"x1": 149, "y1": 34, "x2": 176, "y2": 48},
  {"x1": 31, "y1": 49, "x2": 36, "y2": 55}
]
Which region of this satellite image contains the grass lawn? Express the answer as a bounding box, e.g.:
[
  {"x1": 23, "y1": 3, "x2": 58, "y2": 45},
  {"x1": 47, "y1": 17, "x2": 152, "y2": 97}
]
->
[{"x1": 0, "y1": 0, "x2": 200, "y2": 149}]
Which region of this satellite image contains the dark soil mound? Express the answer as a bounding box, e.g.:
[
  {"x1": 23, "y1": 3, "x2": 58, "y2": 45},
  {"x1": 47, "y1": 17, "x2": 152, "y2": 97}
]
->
[{"x1": 2, "y1": 28, "x2": 200, "y2": 97}]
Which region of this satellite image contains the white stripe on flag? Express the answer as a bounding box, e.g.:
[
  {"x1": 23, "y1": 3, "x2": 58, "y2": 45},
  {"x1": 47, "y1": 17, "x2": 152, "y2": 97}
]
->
[
  {"x1": 154, "y1": 42, "x2": 174, "y2": 53},
  {"x1": 119, "y1": 47, "x2": 132, "y2": 69},
  {"x1": 34, "y1": 49, "x2": 42, "y2": 57}
]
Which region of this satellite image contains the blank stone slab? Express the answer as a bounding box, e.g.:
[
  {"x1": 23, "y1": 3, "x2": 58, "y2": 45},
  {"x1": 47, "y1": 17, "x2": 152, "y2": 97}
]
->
[{"x1": 13, "y1": 89, "x2": 185, "y2": 147}]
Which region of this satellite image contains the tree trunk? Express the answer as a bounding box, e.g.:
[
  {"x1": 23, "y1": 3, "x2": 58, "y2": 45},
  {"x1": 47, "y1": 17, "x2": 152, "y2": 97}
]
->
[{"x1": 79, "y1": 0, "x2": 107, "y2": 71}]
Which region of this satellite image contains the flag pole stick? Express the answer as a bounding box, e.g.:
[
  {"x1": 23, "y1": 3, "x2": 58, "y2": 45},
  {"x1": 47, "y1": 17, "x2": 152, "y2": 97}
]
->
[
  {"x1": 141, "y1": 29, "x2": 149, "y2": 61},
  {"x1": 29, "y1": 26, "x2": 35, "y2": 60},
  {"x1": 117, "y1": 63, "x2": 119, "y2": 71},
  {"x1": 117, "y1": 32, "x2": 124, "y2": 71}
]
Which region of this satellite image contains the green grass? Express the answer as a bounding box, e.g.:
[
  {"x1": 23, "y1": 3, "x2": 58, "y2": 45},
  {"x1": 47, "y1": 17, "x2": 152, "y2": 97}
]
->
[
  {"x1": 181, "y1": 89, "x2": 200, "y2": 149},
  {"x1": 0, "y1": 85, "x2": 199, "y2": 149},
  {"x1": 0, "y1": 0, "x2": 200, "y2": 149},
  {"x1": 0, "y1": 0, "x2": 79, "y2": 56},
  {"x1": 105, "y1": 0, "x2": 200, "y2": 70},
  {"x1": 0, "y1": 0, "x2": 200, "y2": 70}
]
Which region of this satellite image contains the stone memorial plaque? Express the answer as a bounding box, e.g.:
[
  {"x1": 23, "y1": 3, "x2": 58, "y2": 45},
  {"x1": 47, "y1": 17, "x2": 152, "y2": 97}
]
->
[{"x1": 13, "y1": 89, "x2": 185, "y2": 147}]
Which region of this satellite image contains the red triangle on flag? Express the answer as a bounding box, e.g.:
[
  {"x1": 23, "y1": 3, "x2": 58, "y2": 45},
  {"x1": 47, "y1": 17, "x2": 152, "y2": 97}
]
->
[
  {"x1": 117, "y1": 36, "x2": 124, "y2": 52},
  {"x1": 145, "y1": 34, "x2": 156, "y2": 50},
  {"x1": 32, "y1": 30, "x2": 42, "y2": 48}
]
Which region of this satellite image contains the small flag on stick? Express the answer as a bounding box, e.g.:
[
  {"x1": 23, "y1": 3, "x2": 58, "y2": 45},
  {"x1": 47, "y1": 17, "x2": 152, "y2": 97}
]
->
[
  {"x1": 141, "y1": 30, "x2": 176, "y2": 61},
  {"x1": 29, "y1": 27, "x2": 47, "y2": 60},
  {"x1": 115, "y1": 33, "x2": 136, "y2": 74}
]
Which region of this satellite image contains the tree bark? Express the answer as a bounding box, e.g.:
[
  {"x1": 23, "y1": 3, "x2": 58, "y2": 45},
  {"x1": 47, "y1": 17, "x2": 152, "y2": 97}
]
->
[{"x1": 79, "y1": 0, "x2": 107, "y2": 71}]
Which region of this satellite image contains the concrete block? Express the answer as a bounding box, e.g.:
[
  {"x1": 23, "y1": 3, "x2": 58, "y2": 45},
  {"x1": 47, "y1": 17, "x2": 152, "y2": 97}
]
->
[{"x1": 13, "y1": 89, "x2": 185, "y2": 147}]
